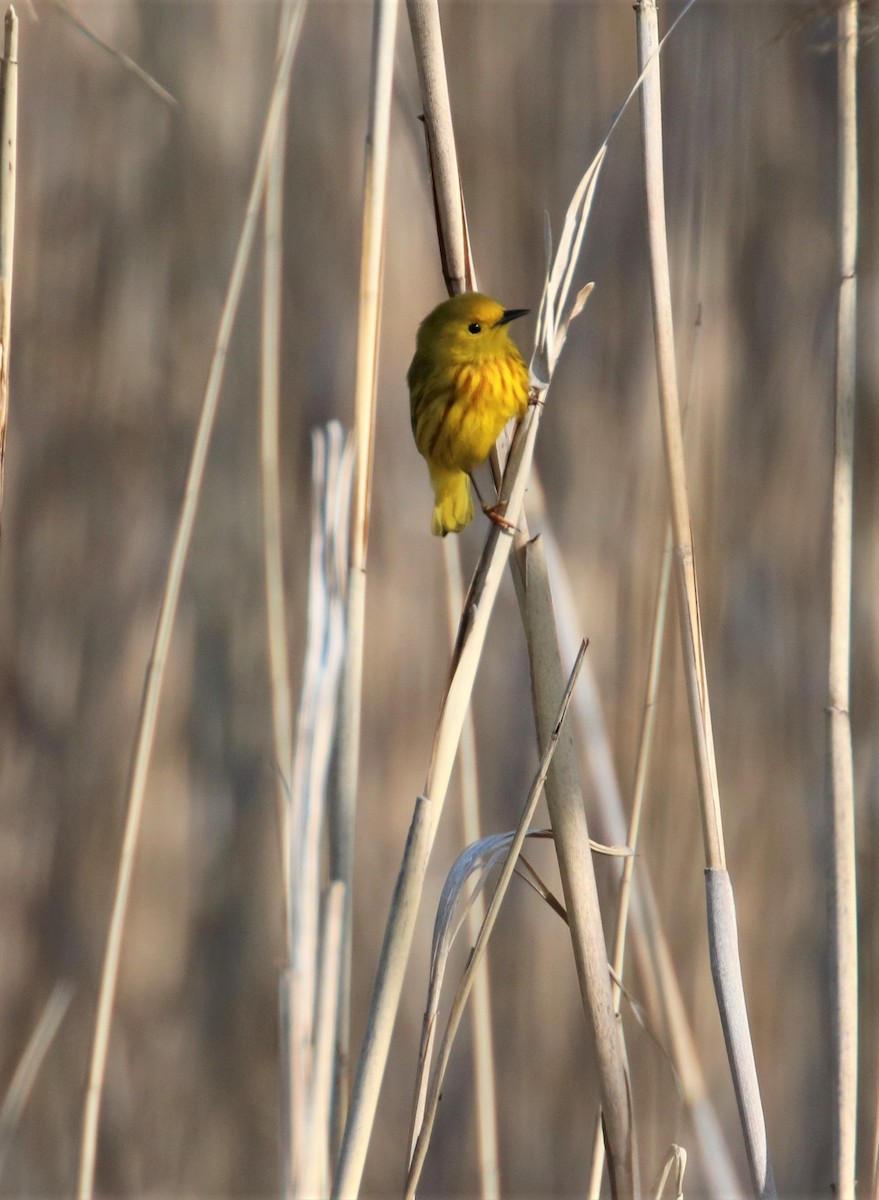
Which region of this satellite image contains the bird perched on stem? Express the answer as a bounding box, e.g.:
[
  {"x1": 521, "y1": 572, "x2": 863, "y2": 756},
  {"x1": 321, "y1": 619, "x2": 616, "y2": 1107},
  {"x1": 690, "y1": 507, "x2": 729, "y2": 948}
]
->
[{"x1": 408, "y1": 292, "x2": 530, "y2": 537}]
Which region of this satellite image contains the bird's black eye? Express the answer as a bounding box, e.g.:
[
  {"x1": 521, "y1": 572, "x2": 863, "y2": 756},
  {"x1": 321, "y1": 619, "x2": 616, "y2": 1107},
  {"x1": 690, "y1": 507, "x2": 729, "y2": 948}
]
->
[{"x1": 467, "y1": 322, "x2": 482, "y2": 335}]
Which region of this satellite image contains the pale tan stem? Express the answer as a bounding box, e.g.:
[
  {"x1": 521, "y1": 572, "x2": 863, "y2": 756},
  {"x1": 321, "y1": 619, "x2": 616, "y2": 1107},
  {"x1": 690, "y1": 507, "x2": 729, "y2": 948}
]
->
[
  {"x1": 827, "y1": 1, "x2": 859, "y2": 1195},
  {"x1": 0, "y1": 7, "x2": 17, "y2": 526},
  {"x1": 330, "y1": 0, "x2": 400, "y2": 1148}
]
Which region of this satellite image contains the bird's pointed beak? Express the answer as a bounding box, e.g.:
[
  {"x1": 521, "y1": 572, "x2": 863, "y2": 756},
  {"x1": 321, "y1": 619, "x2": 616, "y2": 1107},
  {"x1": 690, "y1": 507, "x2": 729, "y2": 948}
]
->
[{"x1": 495, "y1": 307, "x2": 529, "y2": 327}]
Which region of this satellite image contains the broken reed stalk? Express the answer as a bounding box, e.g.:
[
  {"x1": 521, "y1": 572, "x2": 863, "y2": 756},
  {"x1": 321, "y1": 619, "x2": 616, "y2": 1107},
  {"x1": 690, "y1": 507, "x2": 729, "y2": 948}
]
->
[
  {"x1": 0, "y1": 6, "x2": 17, "y2": 529},
  {"x1": 329, "y1": 0, "x2": 400, "y2": 1149},
  {"x1": 75, "y1": 17, "x2": 304, "y2": 1198},
  {"x1": 827, "y1": 0, "x2": 859, "y2": 1194},
  {"x1": 634, "y1": 3, "x2": 774, "y2": 1196}
]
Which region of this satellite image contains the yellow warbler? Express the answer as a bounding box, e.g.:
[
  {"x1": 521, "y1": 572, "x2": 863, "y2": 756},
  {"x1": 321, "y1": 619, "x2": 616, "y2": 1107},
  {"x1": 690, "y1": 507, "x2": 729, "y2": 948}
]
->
[{"x1": 408, "y1": 292, "x2": 530, "y2": 536}]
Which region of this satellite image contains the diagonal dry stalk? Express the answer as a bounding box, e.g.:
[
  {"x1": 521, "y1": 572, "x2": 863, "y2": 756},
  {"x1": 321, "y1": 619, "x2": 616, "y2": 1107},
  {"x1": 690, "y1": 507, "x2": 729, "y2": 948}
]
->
[
  {"x1": 46, "y1": 0, "x2": 177, "y2": 107},
  {"x1": 0, "y1": 981, "x2": 72, "y2": 1181},
  {"x1": 0, "y1": 5, "x2": 17, "y2": 530},
  {"x1": 634, "y1": 2, "x2": 774, "y2": 1196},
  {"x1": 75, "y1": 15, "x2": 304, "y2": 1198},
  {"x1": 827, "y1": 1, "x2": 859, "y2": 1195},
  {"x1": 329, "y1": 0, "x2": 400, "y2": 1149}
]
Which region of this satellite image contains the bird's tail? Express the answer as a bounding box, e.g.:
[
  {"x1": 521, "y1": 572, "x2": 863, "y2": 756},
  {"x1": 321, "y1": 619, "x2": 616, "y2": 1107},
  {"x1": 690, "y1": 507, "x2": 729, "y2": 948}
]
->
[{"x1": 428, "y1": 465, "x2": 474, "y2": 537}]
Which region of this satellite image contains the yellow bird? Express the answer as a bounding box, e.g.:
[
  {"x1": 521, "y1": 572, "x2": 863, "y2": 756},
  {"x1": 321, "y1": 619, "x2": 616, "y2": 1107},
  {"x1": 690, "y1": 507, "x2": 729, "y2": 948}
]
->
[{"x1": 408, "y1": 292, "x2": 530, "y2": 537}]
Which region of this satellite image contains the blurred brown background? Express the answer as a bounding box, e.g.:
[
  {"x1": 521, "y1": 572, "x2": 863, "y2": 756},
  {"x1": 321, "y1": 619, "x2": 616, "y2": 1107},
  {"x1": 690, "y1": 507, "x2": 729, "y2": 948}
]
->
[{"x1": 0, "y1": 0, "x2": 877, "y2": 1195}]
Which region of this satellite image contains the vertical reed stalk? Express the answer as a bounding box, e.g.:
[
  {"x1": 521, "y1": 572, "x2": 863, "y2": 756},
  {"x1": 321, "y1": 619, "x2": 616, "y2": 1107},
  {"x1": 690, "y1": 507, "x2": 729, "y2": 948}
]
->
[
  {"x1": 406, "y1": 0, "x2": 471, "y2": 294},
  {"x1": 330, "y1": 0, "x2": 400, "y2": 1148},
  {"x1": 0, "y1": 6, "x2": 17, "y2": 527},
  {"x1": 261, "y1": 0, "x2": 301, "y2": 945},
  {"x1": 75, "y1": 17, "x2": 304, "y2": 1197},
  {"x1": 828, "y1": 1, "x2": 859, "y2": 1194},
  {"x1": 258, "y1": 4, "x2": 306, "y2": 1192},
  {"x1": 634, "y1": 4, "x2": 774, "y2": 1195},
  {"x1": 587, "y1": 528, "x2": 673, "y2": 1200},
  {"x1": 409, "y1": 7, "x2": 497, "y2": 1191}
]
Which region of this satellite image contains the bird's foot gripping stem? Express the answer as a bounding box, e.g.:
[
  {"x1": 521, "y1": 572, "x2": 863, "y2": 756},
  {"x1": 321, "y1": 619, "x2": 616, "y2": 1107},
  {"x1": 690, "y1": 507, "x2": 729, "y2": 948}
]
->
[{"x1": 482, "y1": 500, "x2": 518, "y2": 533}]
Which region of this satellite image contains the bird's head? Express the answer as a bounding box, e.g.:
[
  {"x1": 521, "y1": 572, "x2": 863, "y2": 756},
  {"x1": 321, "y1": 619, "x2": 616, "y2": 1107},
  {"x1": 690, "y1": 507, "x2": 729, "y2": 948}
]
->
[{"x1": 414, "y1": 292, "x2": 529, "y2": 366}]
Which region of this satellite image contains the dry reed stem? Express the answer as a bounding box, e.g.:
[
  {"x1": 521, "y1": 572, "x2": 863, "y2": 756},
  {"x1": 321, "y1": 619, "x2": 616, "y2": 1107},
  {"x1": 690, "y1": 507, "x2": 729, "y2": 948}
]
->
[
  {"x1": 404, "y1": 641, "x2": 588, "y2": 1198},
  {"x1": 405, "y1": 13, "x2": 497, "y2": 1186},
  {"x1": 443, "y1": 539, "x2": 499, "y2": 1200},
  {"x1": 329, "y1": 0, "x2": 400, "y2": 1146},
  {"x1": 610, "y1": 528, "x2": 671, "y2": 1000},
  {"x1": 406, "y1": 10, "x2": 501, "y2": 1192},
  {"x1": 0, "y1": 981, "x2": 72, "y2": 1178},
  {"x1": 406, "y1": 0, "x2": 473, "y2": 295},
  {"x1": 0, "y1": 6, "x2": 17, "y2": 528},
  {"x1": 518, "y1": 540, "x2": 635, "y2": 1200},
  {"x1": 259, "y1": 4, "x2": 301, "y2": 1188},
  {"x1": 635, "y1": 3, "x2": 723, "y2": 872},
  {"x1": 586, "y1": 527, "x2": 673, "y2": 1200},
  {"x1": 262, "y1": 0, "x2": 299, "y2": 945},
  {"x1": 828, "y1": 1, "x2": 859, "y2": 1194},
  {"x1": 46, "y1": 0, "x2": 177, "y2": 107},
  {"x1": 588, "y1": 316, "x2": 725, "y2": 1197},
  {"x1": 539, "y1": 515, "x2": 741, "y2": 1197},
  {"x1": 74, "y1": 16, "x2": 304, "y2": 1197},
  {"x1": 652, "y1": 1145, "x2": 686, "y2": 1200},
  {"x1": 635, "y1": 3, "x2": 774, "y2": 1195}
]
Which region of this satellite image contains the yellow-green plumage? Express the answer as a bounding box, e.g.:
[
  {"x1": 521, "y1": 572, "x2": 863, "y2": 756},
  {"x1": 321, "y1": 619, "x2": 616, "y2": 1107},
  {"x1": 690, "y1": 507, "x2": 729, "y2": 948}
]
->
[{"x1": 408, "y1": 292, "x2": 530, "y2": 536}]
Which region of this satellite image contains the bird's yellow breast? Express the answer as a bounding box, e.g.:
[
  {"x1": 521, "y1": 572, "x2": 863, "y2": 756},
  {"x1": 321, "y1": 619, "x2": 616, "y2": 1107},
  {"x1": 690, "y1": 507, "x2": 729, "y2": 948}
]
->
[{"x1": 411, "y1": 355, "x2": 529, "y2": 473}]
